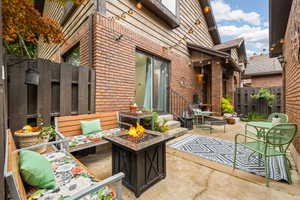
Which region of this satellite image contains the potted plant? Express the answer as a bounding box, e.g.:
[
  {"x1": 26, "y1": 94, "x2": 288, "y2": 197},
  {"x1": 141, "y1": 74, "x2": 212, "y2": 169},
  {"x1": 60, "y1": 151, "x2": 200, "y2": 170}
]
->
[
  {"x1": 129, "y1": 101, "x2": 139, "y2": 113},
  {"x1": 14, "y1": 114, "x2": 56, "y2": 153},
  {"x1": 221, "y1": 96, "x2": 235, "y2": 124}
]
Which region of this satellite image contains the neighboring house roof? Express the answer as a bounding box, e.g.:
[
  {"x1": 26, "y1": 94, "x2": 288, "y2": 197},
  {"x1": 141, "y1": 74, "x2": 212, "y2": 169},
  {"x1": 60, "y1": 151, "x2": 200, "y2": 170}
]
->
[
  {"x1": 269, "y1": 0, "x2": 293, "y2": 57},
  {"x1": 244, "y1": 54, "x2": 282, "y2": 77}
]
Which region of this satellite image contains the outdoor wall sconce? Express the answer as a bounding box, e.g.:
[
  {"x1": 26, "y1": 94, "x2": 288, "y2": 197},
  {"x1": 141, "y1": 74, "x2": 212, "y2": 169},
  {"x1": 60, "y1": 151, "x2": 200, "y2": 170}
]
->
[
  {"x1": 115, "y1": 34, "x2": 124, "y2": 41},
  {"x1": 25, "y1": 60, "x2": 39, "y2": 86}
]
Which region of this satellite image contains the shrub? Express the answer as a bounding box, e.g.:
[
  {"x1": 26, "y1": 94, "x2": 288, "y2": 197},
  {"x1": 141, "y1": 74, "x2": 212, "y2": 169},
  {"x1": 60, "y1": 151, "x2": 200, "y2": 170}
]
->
[{"x1": 221, "y1": 96, "x2": 234, "y2": 114}]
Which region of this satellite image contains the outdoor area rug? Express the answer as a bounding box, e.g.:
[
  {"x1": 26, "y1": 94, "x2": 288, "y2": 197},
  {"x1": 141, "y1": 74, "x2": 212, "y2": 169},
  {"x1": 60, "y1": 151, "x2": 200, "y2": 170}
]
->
[{"x1": 169, "y1": 134, "x2": 288, "y2": 182}]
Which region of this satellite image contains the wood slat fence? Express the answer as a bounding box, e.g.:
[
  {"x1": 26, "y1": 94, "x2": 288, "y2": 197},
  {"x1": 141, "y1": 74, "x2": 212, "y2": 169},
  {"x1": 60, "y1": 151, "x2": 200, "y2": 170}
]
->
[
  {"x1": 7, "y1": 56, "x2": 95, "y2": 132},
  {"x1": 234, "y1": 86, "x2": 283, "y2": 116}
]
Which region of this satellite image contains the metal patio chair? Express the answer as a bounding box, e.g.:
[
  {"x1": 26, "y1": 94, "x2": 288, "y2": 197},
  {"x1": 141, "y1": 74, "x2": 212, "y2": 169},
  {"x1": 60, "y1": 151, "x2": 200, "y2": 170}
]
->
[{"x1": 234, "y1": 123, "x2": 297, "y2": 186}]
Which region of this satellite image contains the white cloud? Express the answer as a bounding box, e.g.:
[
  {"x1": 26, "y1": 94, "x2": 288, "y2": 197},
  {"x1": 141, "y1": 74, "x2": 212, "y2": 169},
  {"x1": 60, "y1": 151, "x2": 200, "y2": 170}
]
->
[
  {"x1": 211, "y1": 0, "x2": 261, "y2": 25},
  {"x1": 219, "y1": 25, "x2": 268, "y2": 43},
  {"x1": 219, "y1": 25, "x2": 269, "y2": 56},
  {"x1": 246, "y1": 49, "x2": 257, "y2": 57}
]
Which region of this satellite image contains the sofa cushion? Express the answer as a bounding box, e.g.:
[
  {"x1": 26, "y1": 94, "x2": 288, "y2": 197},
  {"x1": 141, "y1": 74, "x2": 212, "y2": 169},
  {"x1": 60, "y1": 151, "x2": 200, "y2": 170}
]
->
[
  {"x1": 80, "y1": 119, "x2": 102, "y2": 135},
  {"x1": 19, "y1": 150, "x2": 56, "y2": 189},
  {"x1": 67, "y1": 128, "x2": 121, "y2": 148},
  {"x1": 26, "y1": 151, "x2": 116, "y2": 200}
]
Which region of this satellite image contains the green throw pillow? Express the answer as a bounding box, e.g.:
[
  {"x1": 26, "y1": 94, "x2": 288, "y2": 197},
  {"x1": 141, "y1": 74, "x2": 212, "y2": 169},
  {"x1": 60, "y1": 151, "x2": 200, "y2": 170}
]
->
[
  {"x1": 80, "y1": 119, "x2": 102, "y2": 135},
  {"x1": 19, "y1": 150, "x2": 56, "y2": 189}
]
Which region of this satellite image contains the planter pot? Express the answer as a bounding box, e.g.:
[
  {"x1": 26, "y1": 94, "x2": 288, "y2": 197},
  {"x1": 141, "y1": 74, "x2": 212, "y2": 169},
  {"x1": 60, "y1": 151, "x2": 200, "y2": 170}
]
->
[
  {"x1": 226, "y1": 118, "x2": 236, "y2": 125},
  {"x1": 130, "y1": 105, "x2": 138, "y2": 113},
  {"x1": 14, "y1": 131, "x2": 49, "y2": 153}
]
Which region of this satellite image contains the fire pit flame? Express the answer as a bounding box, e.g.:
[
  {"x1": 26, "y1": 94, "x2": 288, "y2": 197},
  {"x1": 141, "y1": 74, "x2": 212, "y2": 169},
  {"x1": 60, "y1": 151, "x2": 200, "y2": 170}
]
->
[{"x1": 127, "y1": 123, "x2": 145, "y2": 138}]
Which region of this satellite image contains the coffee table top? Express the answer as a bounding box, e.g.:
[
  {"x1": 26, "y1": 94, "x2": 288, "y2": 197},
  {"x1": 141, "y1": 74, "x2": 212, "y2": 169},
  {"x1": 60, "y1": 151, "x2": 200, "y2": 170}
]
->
[{"x1": 104, "y1": 130, "x2": 173, "y2": 152}]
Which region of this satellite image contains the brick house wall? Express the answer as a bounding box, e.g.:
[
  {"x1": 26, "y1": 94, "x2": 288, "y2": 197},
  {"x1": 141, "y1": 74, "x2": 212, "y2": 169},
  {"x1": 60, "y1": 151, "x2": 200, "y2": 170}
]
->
[
  {"x1": 250, "y1": 74, "x2": 282, "y2": 88},
  {"x1": 93, "y1": 14, "x2": 201, "y2": 112},
  {"x1": 282, "y1": 0, "x2": 300, "y2": 153}
]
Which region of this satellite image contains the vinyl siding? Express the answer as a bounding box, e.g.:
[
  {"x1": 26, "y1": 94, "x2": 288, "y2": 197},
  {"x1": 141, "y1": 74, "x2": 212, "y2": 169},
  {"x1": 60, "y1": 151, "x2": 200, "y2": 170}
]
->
[{"x1": 38, "y1": 0, "x2": 214, "y2": 59}]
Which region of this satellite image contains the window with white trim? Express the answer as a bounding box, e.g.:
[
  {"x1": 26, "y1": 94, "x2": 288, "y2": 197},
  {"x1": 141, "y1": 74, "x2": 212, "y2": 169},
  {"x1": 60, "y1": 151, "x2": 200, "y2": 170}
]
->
[{"x1": 159, "y1": 0, "x2": 177, "y2": 15}]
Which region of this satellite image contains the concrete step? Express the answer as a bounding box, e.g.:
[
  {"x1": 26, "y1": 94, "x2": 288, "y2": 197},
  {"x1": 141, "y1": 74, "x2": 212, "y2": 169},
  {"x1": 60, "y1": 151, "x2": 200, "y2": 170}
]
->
[
  {"x1": 158, "y1": 114, "x2": 173, "y2": 122},
  {"x1": 165, "y1": 120, "x2": 181, "y2": 130},
  {"x1": 165, "y1": 127, "x2": 188, "y2": 138}
]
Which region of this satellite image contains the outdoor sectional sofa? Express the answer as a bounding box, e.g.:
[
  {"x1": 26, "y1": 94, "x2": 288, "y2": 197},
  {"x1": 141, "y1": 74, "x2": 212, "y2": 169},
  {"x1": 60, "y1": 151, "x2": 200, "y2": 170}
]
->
[
  {"x1": 4, "y1": 129, "x2": 124, "y2": 200},
  {"x1": 55, "y1": 112, "x2": 121, "y2": 153}
]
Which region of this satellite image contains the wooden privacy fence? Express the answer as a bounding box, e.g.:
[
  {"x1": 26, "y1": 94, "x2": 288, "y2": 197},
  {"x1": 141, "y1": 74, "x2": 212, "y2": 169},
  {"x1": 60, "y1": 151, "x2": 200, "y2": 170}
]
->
[
  {"x1": 7, "y1": 56, "x2": 95, "y2": 132},
  {"x1": 234, "y1": 86, "x2": 283, "y2": 116}
]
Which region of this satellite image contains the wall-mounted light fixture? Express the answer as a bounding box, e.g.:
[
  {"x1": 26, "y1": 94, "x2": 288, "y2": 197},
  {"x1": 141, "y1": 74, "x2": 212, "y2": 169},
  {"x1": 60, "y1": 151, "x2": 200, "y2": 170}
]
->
[
  {"x1": 115, "y1": 34, "x2": 124, "y2": 41},
  {"x1": 25, "y1": 60, "x2": 39, "y2": 85}
]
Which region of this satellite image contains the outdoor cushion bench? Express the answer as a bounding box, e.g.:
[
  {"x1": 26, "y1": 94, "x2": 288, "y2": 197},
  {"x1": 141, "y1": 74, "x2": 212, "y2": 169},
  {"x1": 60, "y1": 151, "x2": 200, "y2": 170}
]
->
[
  {"x1": 55, "y1": 112, "x2": 121, "y2": 153},
  {"x1": 4, "y1": 129, "x2": 125, "y2": 200}
]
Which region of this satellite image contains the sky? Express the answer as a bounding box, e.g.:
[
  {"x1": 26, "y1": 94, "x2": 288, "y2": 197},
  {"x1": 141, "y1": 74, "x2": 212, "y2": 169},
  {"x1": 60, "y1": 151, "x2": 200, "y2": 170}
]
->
[{"x1": 211, "y1": 0, "x2": 269, "y2": 57}]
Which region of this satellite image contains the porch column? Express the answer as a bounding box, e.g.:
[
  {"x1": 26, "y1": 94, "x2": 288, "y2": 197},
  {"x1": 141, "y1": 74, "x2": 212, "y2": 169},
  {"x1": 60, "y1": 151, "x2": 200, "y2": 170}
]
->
[
  {"x1": 226, "y1": 71, "x2": 235, "y2": 105},
  {"x1": 211, "y1": 60, "x2": 223, "y2": 115}
]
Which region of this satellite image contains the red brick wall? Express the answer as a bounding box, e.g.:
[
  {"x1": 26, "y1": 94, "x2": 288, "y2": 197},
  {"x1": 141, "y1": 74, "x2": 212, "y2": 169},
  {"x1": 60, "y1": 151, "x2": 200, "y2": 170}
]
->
[
  {"x1": 250, "y1": 74, "x2": 282, "y2": 88},
  {"x1": 93, "y1": 14, "x2": 201, "y2": 112},
  {"x1": 283, "y1": 0, "x2": 300, "y2": 153},
  {"x1": 211, "y1": 60, "x2": 223, "y2": 115},
  {"x1": 50, "y1": 22, "x2": 90, "y2": 66}
]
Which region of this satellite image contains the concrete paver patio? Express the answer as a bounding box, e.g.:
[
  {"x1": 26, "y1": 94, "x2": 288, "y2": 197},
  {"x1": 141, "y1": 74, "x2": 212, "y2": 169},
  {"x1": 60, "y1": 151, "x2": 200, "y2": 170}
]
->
[{"x1": 79, "y1": 122, "x2": 300, "y2": 200}]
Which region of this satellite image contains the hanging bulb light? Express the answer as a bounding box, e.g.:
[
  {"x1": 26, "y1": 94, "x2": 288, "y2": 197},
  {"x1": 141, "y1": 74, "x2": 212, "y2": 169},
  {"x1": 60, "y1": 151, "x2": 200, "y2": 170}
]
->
[
  {"x1": 194, "y1": 19, "x2": 201, "y2": 25},
  {"x1": 203, "y1": 6, "x2": 211, "y2": 14},
  {"x1": 280, "y1": 39, "x2": 285, "y2": 44},
  {"x1": 128, "y1": 9, "x2": 134, "y2": 15},
  {"x1": 136, "y1": 2, "x2": 143, "y2": 9},
  {"x1": 188, "y1": 28, "x2": 194, "y2": 34},
  {"x1": 121, "y1": 14, "x2": 126, "y2": 18},
  {"x1": 270, "y1": 47, "x2": 274, "y2": 51},
  {"x1": 182, "y1": 36, "x2": 188, "y2": 40}
]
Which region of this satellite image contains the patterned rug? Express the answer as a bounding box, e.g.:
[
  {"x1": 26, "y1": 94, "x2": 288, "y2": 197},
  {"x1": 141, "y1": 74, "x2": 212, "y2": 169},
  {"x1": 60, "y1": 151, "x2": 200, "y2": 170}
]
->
[{"x1": 169, "y1": 134, "x2": 288, "y2": 182}]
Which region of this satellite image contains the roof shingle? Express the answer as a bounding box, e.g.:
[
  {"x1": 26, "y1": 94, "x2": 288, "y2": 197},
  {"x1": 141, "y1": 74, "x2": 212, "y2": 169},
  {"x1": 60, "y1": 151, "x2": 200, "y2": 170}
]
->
[{"x1": 244, "y1": 54, "x2": 282, "y2": 76}]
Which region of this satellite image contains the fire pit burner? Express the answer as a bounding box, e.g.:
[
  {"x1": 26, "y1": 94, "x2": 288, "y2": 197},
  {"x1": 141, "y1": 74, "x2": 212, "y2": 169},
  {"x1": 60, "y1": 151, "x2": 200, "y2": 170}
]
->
[
  {"x1": 104, "y1": 130, "x2": 173, "y2": 197},
  {"x1": 118, "y1": 133, "x2": 158, "y2": 143}
]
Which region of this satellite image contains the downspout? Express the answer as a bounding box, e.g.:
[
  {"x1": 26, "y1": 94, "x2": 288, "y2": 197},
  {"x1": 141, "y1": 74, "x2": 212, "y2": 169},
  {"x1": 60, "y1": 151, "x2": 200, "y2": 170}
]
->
[{"x1": 277, "y1": 55, "x2": 286, "y2": 113}]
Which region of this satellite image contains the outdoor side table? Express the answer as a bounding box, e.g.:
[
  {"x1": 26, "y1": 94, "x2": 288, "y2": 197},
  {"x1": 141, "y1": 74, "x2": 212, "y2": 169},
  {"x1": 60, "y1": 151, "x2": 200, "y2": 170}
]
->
[{"x1": 119, "y1": 112, "x2": 154, "y2": 130}]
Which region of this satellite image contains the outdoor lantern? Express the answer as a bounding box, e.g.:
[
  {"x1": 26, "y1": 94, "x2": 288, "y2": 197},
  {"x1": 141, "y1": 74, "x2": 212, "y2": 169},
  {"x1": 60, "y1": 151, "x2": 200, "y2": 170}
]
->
[
  {"x1": 196, "y1": 73, "x2": 204, "y2": 83},
  {"x1": 204, "y1": 6, "x2": 211, "y2": 14},
  {"x1": 25, "y1": 61, "x2": 39, "y2": 86}
]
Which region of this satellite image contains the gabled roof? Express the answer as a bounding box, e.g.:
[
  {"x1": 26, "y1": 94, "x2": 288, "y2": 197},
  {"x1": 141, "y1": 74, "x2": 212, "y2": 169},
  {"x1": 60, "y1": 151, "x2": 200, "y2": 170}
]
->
[
  {"x1": 213, "y1": 38, "x2": 244, "y2": 51},
  {"x1": 244, "y1": 54, "x2": 282, "y2": 77},
  {"x1": 187, "y1": 43, "x2": 241, "y2": 72},
  {"x1": 269, "y1": 0, "x2": 293, "y2": 57},
  {"x1": 187, "y1": 43, "x2": 229, "y2": 58},
  {"x1": 213, "y1": 38, "x2": 247, "y2": 63}
]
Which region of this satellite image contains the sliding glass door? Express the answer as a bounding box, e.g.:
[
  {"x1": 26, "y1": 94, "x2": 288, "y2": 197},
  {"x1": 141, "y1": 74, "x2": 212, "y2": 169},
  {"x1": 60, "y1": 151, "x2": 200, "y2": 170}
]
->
[{"x1": 135, "y1": 51, "x2": 169, "y2": 113}]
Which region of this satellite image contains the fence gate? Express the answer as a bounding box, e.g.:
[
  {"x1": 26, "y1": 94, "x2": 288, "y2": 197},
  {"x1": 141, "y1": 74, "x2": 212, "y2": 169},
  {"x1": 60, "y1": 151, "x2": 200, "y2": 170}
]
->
[
  {"x1": 234, "y1": 86, "x2": 283, "y2": 116},
  {"x1": 7, "y1": 56, "x2": 95, "y2": 132}
]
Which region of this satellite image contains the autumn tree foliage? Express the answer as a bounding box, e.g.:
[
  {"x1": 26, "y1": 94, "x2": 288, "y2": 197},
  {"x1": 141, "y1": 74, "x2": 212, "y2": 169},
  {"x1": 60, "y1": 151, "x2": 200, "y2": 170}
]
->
[{"x1": 3, "y1": 0, "x2": 84, "y2": 57}]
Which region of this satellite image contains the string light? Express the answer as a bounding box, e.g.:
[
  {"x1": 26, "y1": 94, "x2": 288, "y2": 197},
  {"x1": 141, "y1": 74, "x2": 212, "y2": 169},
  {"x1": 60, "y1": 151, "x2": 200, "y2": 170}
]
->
[
  {"x1": 194, "y1": 19, "x2": 201, "y2": 25},
  {"x1": 280, "y1": 39, "x2": 284, "y2": 44},
  {"x1": 270, "y1": 47, "x2": 274, "y2": 51},
  {"x1": 162, "y1": 18, "x2": 202, "y2": 52},
  {"x1": 136, "y1": 2, "x2": 143, "y2": 9},
  {"x1": 203, "y1": 6, "x2": 211, "y2": 14},
  {"x1": 111, "y1": 2, "x2": 142, "y2": 21}
]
